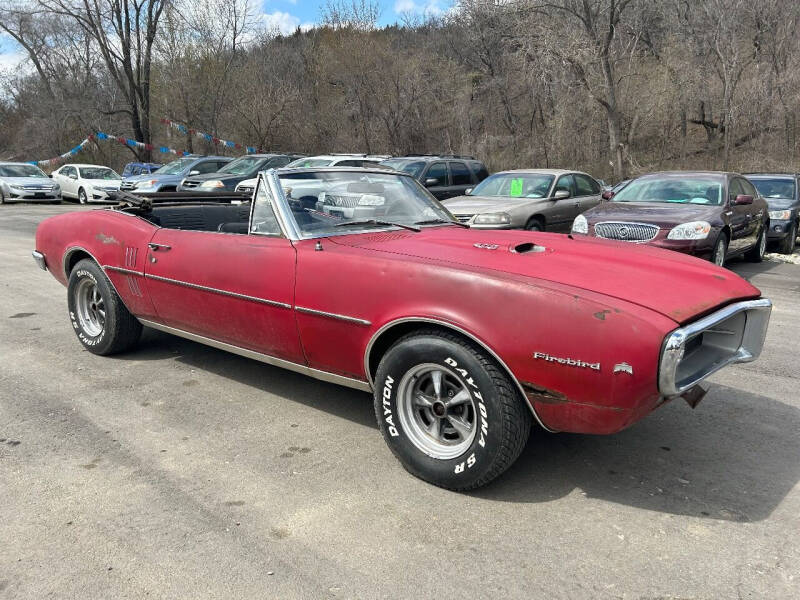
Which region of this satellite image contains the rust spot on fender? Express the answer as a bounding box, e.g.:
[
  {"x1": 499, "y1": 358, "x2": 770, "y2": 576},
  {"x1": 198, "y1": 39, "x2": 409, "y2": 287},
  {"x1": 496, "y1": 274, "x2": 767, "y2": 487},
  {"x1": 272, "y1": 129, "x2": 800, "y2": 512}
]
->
[
  {"x1": 95, "y1": 233, "x2": 120, "y2": 245},
  {"x1": 713, "y1": 274, "x2": 726, "y2": 281},
  {"x1": 520, "y1": 381, "x2": 568, "y2": 404},
  {"x1": 594, "y1": 309, "x2": 611, "y2": 321}
]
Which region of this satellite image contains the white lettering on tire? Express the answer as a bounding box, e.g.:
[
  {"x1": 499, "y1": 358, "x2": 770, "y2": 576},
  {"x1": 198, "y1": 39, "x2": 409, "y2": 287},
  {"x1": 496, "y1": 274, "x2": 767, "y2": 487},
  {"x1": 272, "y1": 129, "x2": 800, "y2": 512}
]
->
[
  {"x1": 444, "y1": 357, "x2": 489, "y2": 474},
  {"x1": 382, "y1": 375, "x2": 399, "y2": 437}
]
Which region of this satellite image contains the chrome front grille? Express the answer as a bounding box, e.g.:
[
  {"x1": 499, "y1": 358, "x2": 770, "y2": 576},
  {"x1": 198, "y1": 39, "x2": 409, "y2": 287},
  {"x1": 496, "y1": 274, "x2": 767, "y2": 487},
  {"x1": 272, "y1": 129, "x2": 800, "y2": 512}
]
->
[
  {"x1": 181, "y1": 180, "x2": 200, "y2": 189},
  {"x1": 594, "y1": 221, "x2": 659, "y2": 242},
  {"x1": 120, "y1": 181, "x2": 136, "y2": 190},
  {"x1": 455, "y1": 214, "x2": 473, "y2": 223}
]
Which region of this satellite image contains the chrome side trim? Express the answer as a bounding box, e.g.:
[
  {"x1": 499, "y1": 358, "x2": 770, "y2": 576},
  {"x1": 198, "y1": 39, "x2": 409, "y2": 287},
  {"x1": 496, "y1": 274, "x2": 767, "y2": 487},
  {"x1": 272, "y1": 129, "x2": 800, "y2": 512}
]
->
[
  {"x1": 32, "y1": 250, "x2": 47, "y2": 271},
  {"x1": 363, "y1": 316, "x2": 553, "y2": 432},
  {"x1": 143, "y1": 273, "x2": 293, "y2": 309},
  {"x1": 295, "y1": 306, "x2": 371, "y2": 326},
  {"x1": 658, "y1": 298, "x2": 772, "y2": 396},
  {"x1": 138, "y1": 319, "x2": 372, "y2": 393},
  {"x1": 104, "y1": 265, "x2": 144, "y2": 277}
]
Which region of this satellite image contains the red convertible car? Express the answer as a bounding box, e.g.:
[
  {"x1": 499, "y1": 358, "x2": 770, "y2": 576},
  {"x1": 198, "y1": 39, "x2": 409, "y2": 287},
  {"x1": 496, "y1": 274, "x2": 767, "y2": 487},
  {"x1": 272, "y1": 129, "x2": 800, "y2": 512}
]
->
[{"x1": 33, "y1": 167, "x2": 772, "y2": 490}]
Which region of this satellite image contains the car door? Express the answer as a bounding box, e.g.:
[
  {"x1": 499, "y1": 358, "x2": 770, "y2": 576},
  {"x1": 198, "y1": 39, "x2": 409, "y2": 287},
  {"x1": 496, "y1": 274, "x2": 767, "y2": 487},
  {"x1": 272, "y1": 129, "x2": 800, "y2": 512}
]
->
[
  {"x1": 726, "y1": 177, "x2": 752, "y2": 253},
  {"x1": 51, "y1": 167, "x2": 68, "y2": 196},
  {"x1": 738, "y1": 177, "x2": 764, "y2": 248},
  {"x1": 448, "y1": 161, "x2": 474, "y2": 198},
  {"x1": 142, "y1": 182, "x2": 304, "y2": 364},
  {"x1": 422, "y1": 162, "x2": 450, "y2": 200},
  {"x1": 61, "y1": 166, "x2": 79, "y2": 198},
  {"x1": 574, "y1": 173, "x2": 603, "y2": 213},
  {"x1": 545, "y1": 174, "x2": 578, "y2": 232}
]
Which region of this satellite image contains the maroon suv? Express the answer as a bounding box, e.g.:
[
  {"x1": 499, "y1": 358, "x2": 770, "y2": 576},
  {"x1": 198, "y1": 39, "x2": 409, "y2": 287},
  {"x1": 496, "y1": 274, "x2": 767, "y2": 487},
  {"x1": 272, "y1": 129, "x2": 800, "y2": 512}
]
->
[{"x1": 572, "y1": 171, "x2": 769, "y2": 266}]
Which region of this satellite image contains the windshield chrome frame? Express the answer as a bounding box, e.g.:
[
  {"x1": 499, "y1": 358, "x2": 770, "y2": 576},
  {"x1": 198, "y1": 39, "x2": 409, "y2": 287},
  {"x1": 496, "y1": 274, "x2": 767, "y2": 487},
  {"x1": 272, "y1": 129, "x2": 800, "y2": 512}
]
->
[{"x1": 256, "y1": 167, "x2": 456, "y2": 241}]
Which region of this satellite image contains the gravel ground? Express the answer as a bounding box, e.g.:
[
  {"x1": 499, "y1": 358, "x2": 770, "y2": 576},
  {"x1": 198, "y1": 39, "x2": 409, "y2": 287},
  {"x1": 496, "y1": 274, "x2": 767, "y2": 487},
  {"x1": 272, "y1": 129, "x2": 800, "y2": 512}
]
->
[{"x1": 1, "y1": 203, "x2": 799, "y2": 599}]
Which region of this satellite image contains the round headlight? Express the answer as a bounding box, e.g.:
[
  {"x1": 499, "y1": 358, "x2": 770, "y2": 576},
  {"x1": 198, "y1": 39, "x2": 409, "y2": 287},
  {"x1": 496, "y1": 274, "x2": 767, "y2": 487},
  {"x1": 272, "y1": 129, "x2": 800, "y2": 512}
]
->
[{"x1": 571, "y1": 214, "x2": 588, "y2": 234}]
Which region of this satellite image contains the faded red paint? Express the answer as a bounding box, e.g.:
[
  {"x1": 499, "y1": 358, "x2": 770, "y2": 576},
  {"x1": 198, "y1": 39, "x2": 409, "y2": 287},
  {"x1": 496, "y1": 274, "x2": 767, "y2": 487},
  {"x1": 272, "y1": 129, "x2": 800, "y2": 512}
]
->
[{"x1": 34, "y1": 208, "x2": 764, "y2": 435}]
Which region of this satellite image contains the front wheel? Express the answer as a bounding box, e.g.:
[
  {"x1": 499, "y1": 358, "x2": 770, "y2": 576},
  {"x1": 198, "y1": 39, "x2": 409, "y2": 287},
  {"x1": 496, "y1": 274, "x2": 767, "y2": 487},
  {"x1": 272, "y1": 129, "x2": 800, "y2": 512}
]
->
[
  {"x1": 525, "y1": 218, "x2": 543, "y2": 231},
  {"x1": 746, "y1": 226, "x2": 766, "y2": 262},
  {"x1": 711, "y1": 233, "x2": 728, "y2": 267},
  {"x1": 78, "y1": 188, "x2": 88, "y2": 204},
  {"x1": 374, "y1": 329, "x2": 532, "y2": 490},
  {"x1": 778, "y1": 222, "x2": 797, "y2": 255},
  {"x1": 67, "y1": 259, "x2": 142, "y2": 355}
]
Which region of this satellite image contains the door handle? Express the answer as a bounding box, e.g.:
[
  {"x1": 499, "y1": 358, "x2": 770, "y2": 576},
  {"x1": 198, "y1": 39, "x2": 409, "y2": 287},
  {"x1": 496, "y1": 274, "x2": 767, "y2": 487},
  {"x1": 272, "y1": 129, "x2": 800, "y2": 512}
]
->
[{"x1": 148, "y1": 243, "x2": 171, "y2": 251}]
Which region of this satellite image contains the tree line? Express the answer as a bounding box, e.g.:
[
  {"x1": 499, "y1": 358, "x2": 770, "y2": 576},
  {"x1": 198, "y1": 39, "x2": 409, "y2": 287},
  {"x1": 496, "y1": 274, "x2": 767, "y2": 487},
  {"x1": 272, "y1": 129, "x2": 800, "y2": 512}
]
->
[{"x1": 1, "y1": 0, "x2": 799, "y2": 182}]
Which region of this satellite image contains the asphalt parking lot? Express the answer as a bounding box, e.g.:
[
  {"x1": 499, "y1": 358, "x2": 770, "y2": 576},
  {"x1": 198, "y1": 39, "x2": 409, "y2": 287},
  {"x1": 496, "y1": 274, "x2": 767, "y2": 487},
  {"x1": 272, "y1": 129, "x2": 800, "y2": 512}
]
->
[{"x1": 1, "y1": 203, "x2": 799, "y2": 599}]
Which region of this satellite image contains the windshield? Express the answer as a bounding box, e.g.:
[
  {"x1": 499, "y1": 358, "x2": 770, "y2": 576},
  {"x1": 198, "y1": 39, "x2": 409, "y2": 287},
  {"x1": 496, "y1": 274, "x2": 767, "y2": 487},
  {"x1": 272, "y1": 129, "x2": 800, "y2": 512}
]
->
[
  {"x1": 156, "y1": 158, "x2": 196, "y2": 175},
  {"x1": 379, "y1": 159, "x2": 426, "y2": 178},
  {"x1": 79, "y1": 167, "x2": 120, "y2": 180},
  {"x1": 219, "y1": 156, "x2": 267, "y2": 175},
  {"x1": 749, "y1": 178, "x2": 796, "y2": 199},
  {"x1": 612, "y1": 177, "x2": 724, "y2": 205},
  {"x1": 471, "y1": 173, "x2": 554, "y2": 199},
  {"x1": 0, "y1": 164, "x2": 47, "y2": 178},
  {"x1": 287, "y1": 158, "x2": 333, "y2": 168},
  {"x1": 272, "y1": 171, "x2": 455, "y2": 238}
]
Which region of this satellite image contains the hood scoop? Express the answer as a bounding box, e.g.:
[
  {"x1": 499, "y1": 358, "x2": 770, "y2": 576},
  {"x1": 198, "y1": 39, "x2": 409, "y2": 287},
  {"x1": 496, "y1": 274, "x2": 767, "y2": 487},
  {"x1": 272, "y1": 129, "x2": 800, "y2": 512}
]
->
[{"x1": 511, "y1": 241, "x2": 546, "y2": 254}]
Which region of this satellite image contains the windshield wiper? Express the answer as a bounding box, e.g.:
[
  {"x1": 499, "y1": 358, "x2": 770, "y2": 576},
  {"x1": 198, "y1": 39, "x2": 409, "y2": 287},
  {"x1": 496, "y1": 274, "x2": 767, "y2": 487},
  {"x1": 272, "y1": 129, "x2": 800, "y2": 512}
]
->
[
  {"x1": 414, "y1": 218, "x2": 469, "y2": 228},
  {"x1": 333, "y1": 219, "x2": 421, "y2": 232}
]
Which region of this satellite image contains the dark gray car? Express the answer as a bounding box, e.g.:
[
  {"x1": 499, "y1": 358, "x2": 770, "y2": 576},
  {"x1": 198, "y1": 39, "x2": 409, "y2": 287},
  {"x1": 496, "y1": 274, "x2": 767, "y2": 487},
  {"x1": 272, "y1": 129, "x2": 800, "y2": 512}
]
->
[
  {"x1": 443, "y1": 169, "x2": 603, "y2": 231},
  {"x1": 744, "y1": 173, "x2": 799, "y2": 254}
]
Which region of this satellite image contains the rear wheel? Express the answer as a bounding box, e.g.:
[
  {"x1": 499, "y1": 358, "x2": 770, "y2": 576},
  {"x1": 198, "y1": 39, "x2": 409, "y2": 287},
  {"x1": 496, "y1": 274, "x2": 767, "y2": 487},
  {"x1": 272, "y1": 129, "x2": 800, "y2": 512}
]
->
[
  {"x1": 711, "y1": 233, "x2": 728, "y2": 267},
  {"x1": 67, "y1": 259, "x2": 142, "y2": 355},
  {"x1": 746, "y1": 226, "x2": 766, "y2": 262},
  {"x1": 78, "y1": 188, "x2": 88, "y2": 204},
  {"x1": 374, "y1": 329, "x2": 532, "y2": 490},
  {"x1": 778, "y1": 222, "x2": 797, "y2": 254}
]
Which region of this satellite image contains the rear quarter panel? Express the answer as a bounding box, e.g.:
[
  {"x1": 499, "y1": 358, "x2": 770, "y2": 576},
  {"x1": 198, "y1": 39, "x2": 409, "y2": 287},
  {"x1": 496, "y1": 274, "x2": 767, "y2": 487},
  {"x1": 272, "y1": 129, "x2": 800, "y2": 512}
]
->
[{"x1": 35, "y1": 209, "x2": 158, "y2": 318}]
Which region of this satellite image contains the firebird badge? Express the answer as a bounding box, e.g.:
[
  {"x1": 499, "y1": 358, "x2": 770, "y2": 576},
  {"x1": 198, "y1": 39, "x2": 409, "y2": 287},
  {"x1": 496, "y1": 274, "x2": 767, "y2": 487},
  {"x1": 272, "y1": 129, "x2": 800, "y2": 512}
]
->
[
  {"x1": 474, "y1": 243, "x2": 499, "y2": 250},
  {"x1": 533, "y1": 352, "x2": 600, "y2": 371},
  {"x1": 613, "y1": 362, "x2": 634, "y2": 375}
]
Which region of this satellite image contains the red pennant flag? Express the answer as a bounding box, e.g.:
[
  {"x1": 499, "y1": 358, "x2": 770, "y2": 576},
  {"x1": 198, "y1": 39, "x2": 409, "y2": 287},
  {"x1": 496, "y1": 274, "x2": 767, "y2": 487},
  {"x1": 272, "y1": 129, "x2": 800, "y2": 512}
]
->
[
  {"x1": 144, "y1": 144, "x2": 155, "y2": 151},
  {"x1": 212, "y1": 137, "x2": 220, "y2": 144},
  {"x1": 234, "y1": 143, "x2": 242, "y2": 149},
  {"x1": 188, "y1": 129, "x2": 196, "y2": 135},
  {"x1": 116, "y1": 136, "x2": 126, "y2": 144}
]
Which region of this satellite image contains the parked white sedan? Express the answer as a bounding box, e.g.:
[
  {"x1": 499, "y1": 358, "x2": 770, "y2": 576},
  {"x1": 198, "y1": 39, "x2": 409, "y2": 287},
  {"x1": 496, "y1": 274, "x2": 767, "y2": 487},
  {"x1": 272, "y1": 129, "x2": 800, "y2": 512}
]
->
[{"x1": 51, "y1": 164, "x2": 122, "y2": 203}]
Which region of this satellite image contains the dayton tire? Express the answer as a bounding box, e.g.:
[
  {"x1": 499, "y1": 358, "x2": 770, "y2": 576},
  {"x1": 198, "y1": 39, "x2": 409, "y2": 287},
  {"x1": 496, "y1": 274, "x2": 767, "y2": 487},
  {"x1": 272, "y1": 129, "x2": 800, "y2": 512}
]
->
[
  {"x1": 67, "y1": 259, "x2": 142, "y2": 355},
  {"x1": 374, "y1": 329, "x2": 532, "y2": 490}
]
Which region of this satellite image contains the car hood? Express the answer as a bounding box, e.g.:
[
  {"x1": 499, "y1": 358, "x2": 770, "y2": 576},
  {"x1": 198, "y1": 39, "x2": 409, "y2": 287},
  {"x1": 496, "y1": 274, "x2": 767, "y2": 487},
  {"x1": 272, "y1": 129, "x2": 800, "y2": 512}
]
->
[
  {"x1": 444, "y1": 195, "x2": 545, "y2": 214},
  {"x1": 332, "y1": 227, "x2": 761, "y2": 324},
  {"x1": 2, "y1": 177, "x2": 56, "y2": 187},
  {"x1": 84, "y1": 179, "x2": 121, "y2": 188},
  {"x1": 182, "y1": 173, "x2": 248, "y2": 183},
  {"x1": 583, "y1": 201, "x2": 721, "y2": 227},
  {"x1": 763, "y1": 197, "x2": 797, "y2": 210}
]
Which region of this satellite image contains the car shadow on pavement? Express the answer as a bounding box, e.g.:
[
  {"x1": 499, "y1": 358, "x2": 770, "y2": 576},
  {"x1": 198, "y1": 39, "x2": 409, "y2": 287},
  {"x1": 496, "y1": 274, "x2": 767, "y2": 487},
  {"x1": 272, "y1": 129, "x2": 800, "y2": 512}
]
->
[
  {"x1": 117, "y1": 328, "x2": 378, "y2": 429},
  {"x1": 474, "y1": 384, "x2": 800, "y2": 522},
  {"x1": 119, "y1": 330, "x2": 798, "y2": 522}
]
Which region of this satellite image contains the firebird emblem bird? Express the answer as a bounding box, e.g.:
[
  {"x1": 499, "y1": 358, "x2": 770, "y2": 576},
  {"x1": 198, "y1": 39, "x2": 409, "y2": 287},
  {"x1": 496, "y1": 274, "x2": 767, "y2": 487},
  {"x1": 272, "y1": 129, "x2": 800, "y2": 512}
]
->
[
  {"x1": 533, "y1": 352, "x2": 600, "y2": 371},
  {"x1": 613, "y1": 362, "x2": 634, "y2": 375}
]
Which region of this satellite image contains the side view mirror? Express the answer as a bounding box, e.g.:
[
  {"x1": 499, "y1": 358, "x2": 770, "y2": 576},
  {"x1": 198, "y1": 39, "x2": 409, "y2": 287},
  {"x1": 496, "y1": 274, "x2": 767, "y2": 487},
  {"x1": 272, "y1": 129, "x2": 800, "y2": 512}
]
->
[
  {"x1": 601, "y1": 190, "x2": 615, "y2": 200},
  {"x1": 69, "y1": 174, "x2": 78, "y2": 180},
  {"x1": 734, "y1": 194, "x2": 753, "y2": 205},
  {"x1": 553, "y1": 189, "x2": 571, "y2": 200},
  {"x1": 465, "y1": 187, "x2": 473, "y2": 195},
  {"x1": 48, "y1": 174, "x2": 53, "y2": 178},
  {"x1": 424, "y1": 177, "x2": 439, "y2": 187},
  {"x1": 188, "y1": 170, "x2": 200, "y2": 176}
]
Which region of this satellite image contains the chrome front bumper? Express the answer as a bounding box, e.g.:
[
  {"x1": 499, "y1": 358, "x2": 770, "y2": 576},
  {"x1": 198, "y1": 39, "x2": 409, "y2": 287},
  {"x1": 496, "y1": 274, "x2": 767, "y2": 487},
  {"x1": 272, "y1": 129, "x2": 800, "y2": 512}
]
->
[{"x1": 658, "y1": 298, "x2": 772, "y2": 397}]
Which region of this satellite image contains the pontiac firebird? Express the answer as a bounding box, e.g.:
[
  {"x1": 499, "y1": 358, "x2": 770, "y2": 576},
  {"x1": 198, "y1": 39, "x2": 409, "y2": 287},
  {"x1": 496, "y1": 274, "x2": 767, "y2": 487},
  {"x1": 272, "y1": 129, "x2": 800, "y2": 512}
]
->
[{"x1": 32, "y1": 167, "x2": 772, "y2": 490}]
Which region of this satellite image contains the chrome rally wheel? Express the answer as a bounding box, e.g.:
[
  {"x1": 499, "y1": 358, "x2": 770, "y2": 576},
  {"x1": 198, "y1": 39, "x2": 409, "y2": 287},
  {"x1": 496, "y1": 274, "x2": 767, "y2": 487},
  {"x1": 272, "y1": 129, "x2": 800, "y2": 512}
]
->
[
  {"x1": 396, "y1": 363, "x2": 477, "y2": 460},
  {"x1": 74, "y1": 277, "x2": 105, "y2": 337}
]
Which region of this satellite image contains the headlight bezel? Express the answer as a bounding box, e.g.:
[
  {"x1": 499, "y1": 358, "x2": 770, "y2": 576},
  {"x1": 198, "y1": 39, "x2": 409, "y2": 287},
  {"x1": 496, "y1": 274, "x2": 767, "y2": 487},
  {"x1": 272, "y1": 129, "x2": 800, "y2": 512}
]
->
[
  {"x1": 667, "y1": 221, "x2": 712, "y2": 241},
  {"x1": 571, "y1": 214, "x2": 589, "y2": 234}
]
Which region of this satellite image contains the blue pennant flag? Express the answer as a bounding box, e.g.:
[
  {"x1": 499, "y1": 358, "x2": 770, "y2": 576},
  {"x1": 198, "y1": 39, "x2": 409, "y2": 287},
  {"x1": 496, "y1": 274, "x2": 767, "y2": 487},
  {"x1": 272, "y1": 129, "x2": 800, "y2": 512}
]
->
[
  {"x1": 159, "y1": 146, "x2": 169, "y2": 153},
  {"x1": 96, "y1": 132, "x2": 108, "y2": 140}
]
